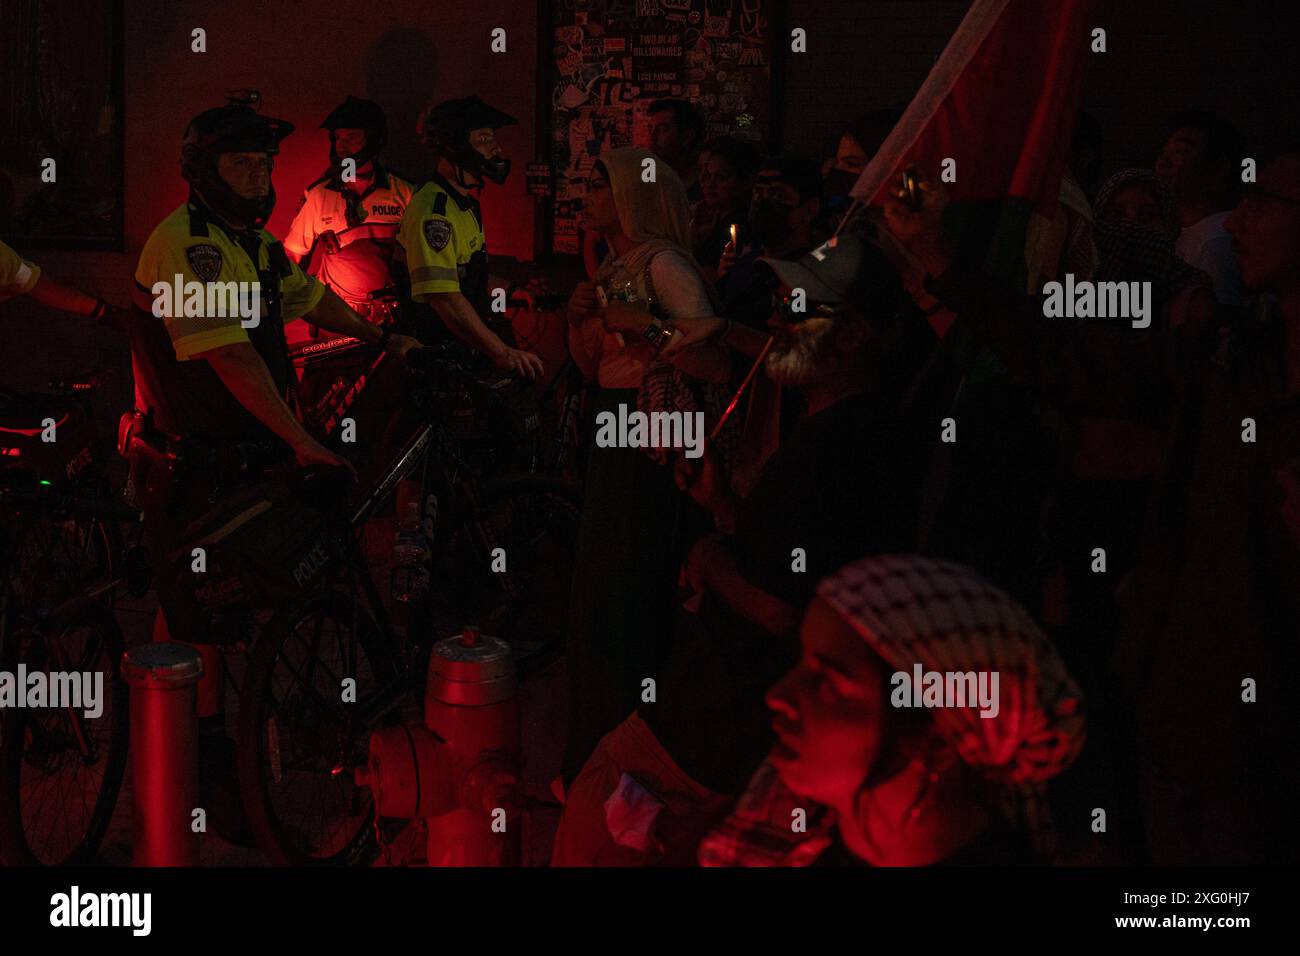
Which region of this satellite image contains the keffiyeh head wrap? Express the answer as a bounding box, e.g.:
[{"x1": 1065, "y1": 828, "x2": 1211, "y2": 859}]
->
[
  {"x1": 1094, "y1": 217, "x2": 1212, "y2": 301},
  {"x1": 1092, "y1": 168, "x2": 1213, "y2": 300},
  {"x1": 700, "y1": 555, "x2": 1086, "y2": 867},
  {"x1": 1094, "y1": 168, "x2": 1181, "y2": 237}
]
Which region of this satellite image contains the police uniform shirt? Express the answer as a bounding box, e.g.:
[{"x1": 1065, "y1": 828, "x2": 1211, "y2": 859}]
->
[
  {"x1": 283, "y1": 167, "x2": 415, "y2": 309},
  {"x1": 130, "y1": 202, "x2": 324, "y2": 439},
  {"x1": 398, "y1": 172, "x2": 489, "y2": 314},
  {"x1": 0, "y1": 239, "x2": 41, "y2": 302}
]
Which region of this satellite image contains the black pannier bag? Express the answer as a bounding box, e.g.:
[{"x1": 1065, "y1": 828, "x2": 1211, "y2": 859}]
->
[{"x1": 168, "y1": 476, "x2": 338, "y2": 634}]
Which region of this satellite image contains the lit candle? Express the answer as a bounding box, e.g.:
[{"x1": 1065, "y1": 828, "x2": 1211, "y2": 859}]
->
[{"x1": 729, "y1": 223, "x2": 738, "y2": 247}]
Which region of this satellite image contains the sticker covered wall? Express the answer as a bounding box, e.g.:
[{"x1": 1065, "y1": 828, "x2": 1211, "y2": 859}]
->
[{"x1": 545, "y1": 0, "x2": 776, "y2": 254}]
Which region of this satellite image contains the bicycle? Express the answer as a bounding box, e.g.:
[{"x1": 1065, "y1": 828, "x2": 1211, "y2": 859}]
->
[
  {"x1": 1, "y1": 372, "x2": 149, "y2": 613},
  {"x1": 236, "y1": 344, "x2": 580, "y2": 865},
  {"x1": 0, "y1": 469, "x2": 132, "y2": 866}
]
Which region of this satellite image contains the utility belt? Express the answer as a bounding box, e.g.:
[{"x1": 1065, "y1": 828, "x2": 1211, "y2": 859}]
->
[{"x1": 117, "y1": 409, "x2": 286, "y2": 511}]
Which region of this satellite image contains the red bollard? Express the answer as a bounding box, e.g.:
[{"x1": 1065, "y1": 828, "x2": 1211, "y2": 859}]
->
[{"x1": 122, "y1": 643, "x2": 203, "y2": 866}]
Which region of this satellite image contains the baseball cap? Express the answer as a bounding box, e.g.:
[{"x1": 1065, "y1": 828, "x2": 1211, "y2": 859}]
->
[{"x1": 758, "y1": 234, "x2": 906, "y2": 314}]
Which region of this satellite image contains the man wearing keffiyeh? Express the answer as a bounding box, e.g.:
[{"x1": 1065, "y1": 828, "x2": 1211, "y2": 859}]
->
[{"x1": 700, "y1": 555, "x2": 1085, "y2": 866}]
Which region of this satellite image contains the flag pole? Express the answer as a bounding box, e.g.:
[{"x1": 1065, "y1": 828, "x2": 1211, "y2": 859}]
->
[{"x1": 709, "y1": 335, "x2": 774, "y2": 441}]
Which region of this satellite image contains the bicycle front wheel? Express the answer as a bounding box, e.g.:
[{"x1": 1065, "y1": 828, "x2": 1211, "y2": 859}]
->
[{"x1": 236, "y1": 590, "x2": 400, "y2": 866}]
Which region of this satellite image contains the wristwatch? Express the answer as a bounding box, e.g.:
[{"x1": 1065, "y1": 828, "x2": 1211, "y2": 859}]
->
[{"x1": 642, "y1": 320, "x2": 668, "y2": 348}]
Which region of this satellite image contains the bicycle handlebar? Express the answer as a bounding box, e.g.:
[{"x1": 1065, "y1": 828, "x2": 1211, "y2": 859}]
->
[{"x1": 405, "y1": 346, "x2": 473, "y2": 378}]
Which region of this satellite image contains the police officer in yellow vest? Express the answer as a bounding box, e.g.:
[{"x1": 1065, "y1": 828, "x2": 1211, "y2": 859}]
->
[
  {"x1": 400, "y1": 95, "x2": 543, "y2": 379},
  {"x1": 132, "y1": 93, "x2": 418, "y2": 478},
  {"x1": 127, "y1": 93, "x2": 420, "y2": 837}
]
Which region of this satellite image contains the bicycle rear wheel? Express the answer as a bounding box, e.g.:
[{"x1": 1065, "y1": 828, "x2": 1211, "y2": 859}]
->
[
  {"x1": 236, "y1": 590, "x2": 400, "y2": 866},
  {"x1": 0, "y1": 597, "x2": 129, "y2": 865}
]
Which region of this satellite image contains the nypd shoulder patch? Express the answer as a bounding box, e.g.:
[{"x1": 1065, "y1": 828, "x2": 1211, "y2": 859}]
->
[
  {"x1": 423, "y1": 217, "x2": 452, "y2": 252},
  {"x1": 186, "y1": 243, "x2": 224, "y2": 282}
]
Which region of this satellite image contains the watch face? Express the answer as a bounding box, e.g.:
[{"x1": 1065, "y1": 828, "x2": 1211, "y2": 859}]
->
[{"x1": 642, "y1": 323, "x2": 661, "y2": 344}]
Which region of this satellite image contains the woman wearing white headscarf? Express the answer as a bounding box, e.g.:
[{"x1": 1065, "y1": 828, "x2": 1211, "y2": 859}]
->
[{"x1": 560, "y1": 148, "x2": 731, "y2": 784}]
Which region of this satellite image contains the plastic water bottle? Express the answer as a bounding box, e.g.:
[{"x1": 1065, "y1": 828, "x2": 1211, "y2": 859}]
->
[{"x1": 391, "y1": 499, "x2": 431, "y2": 603}]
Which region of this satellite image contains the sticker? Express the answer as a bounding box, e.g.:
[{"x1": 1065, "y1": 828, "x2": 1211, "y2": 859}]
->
[
  {"x1": 186, "y1": 243, "x2": 223, "y2": 282},
  {"x1": 423, "y1": 218, "x2": 452, "y2": 252}
]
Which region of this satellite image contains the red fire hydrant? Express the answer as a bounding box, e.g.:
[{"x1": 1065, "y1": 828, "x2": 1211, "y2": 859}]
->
[{"x1": 355, "y1": 627, "x2": 522, "y2": 865}]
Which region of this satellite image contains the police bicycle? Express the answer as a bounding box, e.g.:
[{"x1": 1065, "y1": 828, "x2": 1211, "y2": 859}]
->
[
  {"x1": 236, "y1": 344, "x2": 579, "y2": 865},
  {"x1": 0, "y1": 468, "x2": 132, "y2": 866},
  {"x1": 0, "y1": 371, "x2": 149, "y2": 613}
]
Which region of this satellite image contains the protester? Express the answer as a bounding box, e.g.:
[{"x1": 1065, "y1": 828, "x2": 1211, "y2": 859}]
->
[
  {"x1": 1068, "y1": 168, "x2": 1215, "y2": 490},
  {"x1": 560, "y1": 147, "x2": 730, "y2": 787},
  {"x1": 717, "y1": 155, "x2": 824, "y2": 327},
  {"x1": 821, "y1": 109, "x2": 902, "y2": 233},
  {"x1": 552, "y1": 234, "x2": 935, "y2": 865},
  {"x1": 706, "y1": 154, "x2": 826, "y2": 487},
  {"x1": 879, "y1": 171, "x2": 1061, "y2": 614},
  {"x1": 699, "y1": 555, "x2": 1086, "y2": 866},
  {"x1": 647, "y1": 98, "x2": 706, "y2": 203},
  {"x1": 1116, "y1": 149, "x2": 1300, "y2": 864},
  {"x1": 1061, "y1": 168, "x2": 1216, "y2": 606},
  {"x1": 690, "y1": 136, "x2": 760, "y2": 275},
  {"x1": 1156, "y1": 112, "x2": 1246, "y2": 305}
]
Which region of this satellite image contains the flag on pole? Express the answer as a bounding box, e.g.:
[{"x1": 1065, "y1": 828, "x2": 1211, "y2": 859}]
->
[{"x1": 844, "y1": 0, "x2": 1098, "y2": 283}]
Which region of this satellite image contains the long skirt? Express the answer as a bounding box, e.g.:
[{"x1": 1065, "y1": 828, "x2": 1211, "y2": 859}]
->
[{"x1": 561, "y1": 386, "x2": 684, "y2": 782}]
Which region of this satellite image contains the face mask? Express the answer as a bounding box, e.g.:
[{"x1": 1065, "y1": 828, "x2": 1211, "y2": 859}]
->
[
  {"x1": 749, "y1": 198, "x2": 796, "y2": 249},
  {"x1": 480, "y1": 155, "x2": 511, "y2": 185},
  {"x1": 823, "y1": 167, "x2": 860, "y2": 201}
]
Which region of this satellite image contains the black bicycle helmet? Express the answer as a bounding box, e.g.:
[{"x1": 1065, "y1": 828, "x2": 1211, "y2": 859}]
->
[
  {"x1": 320, "y1": 95, "x2": 388, "y2": 168},
  {"x1": 181, "y1": 90, "x2": 294, "y2": 230},
  {"x1": 417, "y1": 94, "x2": 517, "y2": 186}
]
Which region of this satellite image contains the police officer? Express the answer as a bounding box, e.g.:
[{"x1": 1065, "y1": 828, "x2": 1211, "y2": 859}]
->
[
  {"x1": 399, "y1": 95, "x2": 543, "y2": 379},
  {"x1": 128, "y1": 93, "x2": 420, "y2": 835},
  {"x1": 283, "y1": 96, "x2": 416, "y2": 408},
  {"x1": 283, "y1": 96, "x2": 415, "y2": 323}
]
